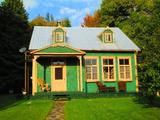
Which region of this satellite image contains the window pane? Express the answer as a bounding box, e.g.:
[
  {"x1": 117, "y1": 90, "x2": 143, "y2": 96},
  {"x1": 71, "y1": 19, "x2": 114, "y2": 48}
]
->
[
  {"x1": 126, "y1": 66, "x2": 130, "y2": 79},
  {"x1": 86, "y1": 67, "x2": 91, "y2": 73},
  {"x1": 92, "y1": 59, "x2": 97, "y2": 65},
  {"x1": 103, "y1": 67, "x2": 108, "y2": 79},
  {"x1": 120, "y1": 73, "x2": 124, "y2": 79},
  {"x1": 126, "y1": 72, "x2": 130, "y2": 79},
  {"x1": 87, "y1": 73, "x2": 91, "y2": 79},
  {"x1": 55, "y1": 68, "x2": 63, "y2": 80},
  {"x1": 125, "y1": 66, "x2": 130, "y2": 72},
  {"x1": 108, "y1": 35, "x2": 111, "y2": 41},
  {"x1": 103, "y1": 59, "x2": 108, "y2": 65},
  {"x1": 92, "y1": 73, "x2": 97, "y2": 79},
  {"x1": 92, "y1": 67, "x2": 97, "y2": 73},
  {"x1": 109, "y1": 59, "x2": 113, "y2": 65},
  {"x1": 119, "y1": 59, "x2": 124, "y2": 65},
  {"x1": 86, "y1": 59, "x2": 91, "y2": 65},
  {"x1": 125, "y1": 59, "x2": 129, "y2": 65},
  {"x1": 109, "y1": 67, "x2": 114, "y2": 79},
  {"x1": 120, "y1": 66, "x2": 124, "y2": 73}
]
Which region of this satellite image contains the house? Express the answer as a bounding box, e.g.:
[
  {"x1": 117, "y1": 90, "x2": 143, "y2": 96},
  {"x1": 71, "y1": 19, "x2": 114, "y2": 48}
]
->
[{"x1": 29, "y1": 25, "x2": 140, "y2": 95}]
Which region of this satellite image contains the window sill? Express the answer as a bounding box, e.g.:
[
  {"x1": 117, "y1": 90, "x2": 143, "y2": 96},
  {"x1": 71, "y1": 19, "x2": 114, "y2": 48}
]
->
[
  {"x1": 118, "y1": 80, "x2": 132, "y2": 82},
  {"x1": 86, "y1": 80, "x2": 99, "y2": 83},
  {"x1": 103, "y1": 80, "x2": 116, "y2": 82}
]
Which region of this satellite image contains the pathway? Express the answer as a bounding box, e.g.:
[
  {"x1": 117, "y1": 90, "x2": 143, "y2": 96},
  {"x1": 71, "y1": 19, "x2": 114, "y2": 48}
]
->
[{"x1": 46, "y1": 101, "x2": 66, "y2": 120}]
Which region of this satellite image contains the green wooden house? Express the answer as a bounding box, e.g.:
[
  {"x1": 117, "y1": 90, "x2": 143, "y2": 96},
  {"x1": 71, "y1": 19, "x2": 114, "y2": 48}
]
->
[{"x1": 29, "y1": 25, "x2": 140, "y2": 95}]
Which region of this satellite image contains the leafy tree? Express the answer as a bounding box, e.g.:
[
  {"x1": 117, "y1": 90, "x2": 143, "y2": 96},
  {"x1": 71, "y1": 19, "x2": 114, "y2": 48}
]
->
[
  {"x1": 30, "y1": 15, "x2": 71, "y2": 27},
  {"x1": 98, "y1": 0, "x2": 160, "y2": 104},
  {"x1": 0, "y1": 0, "x2": 31, "y2": 93},
  {"x1": 30, "y1": 16, "x2": 48, "y2": 26},
  {"x1": 83, "y1": 10, "x2": 101, "y2": 27},
  {"x1": 61, "y1": 18, "x2": 71, "y2": 27}
]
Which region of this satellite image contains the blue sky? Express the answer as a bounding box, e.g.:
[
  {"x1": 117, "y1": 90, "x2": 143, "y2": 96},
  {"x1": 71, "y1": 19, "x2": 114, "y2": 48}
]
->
[{"x1": 0, "y1": 0, "x2": 102, "y2": 26}]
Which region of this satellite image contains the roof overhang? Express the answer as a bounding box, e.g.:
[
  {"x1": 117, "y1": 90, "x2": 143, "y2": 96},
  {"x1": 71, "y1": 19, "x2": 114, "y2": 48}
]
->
[{"x1": 30, "y1": 44, "x2": 86, "y2": 56}]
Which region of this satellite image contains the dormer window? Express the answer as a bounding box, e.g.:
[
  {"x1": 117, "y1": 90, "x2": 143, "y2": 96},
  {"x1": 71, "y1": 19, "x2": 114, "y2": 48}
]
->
[
  {"x1": 100, "y1": 27, "x2": 113, "y2": 43},
  {"x1": 56, "y1": 32, "x2": 63, "y2": 42},
  {"x1": 103, "y1": 32, "x2": 112, "y2": 43},
  {"x1": 53, "y1": 27, "x2": 66, "y2": 43}
]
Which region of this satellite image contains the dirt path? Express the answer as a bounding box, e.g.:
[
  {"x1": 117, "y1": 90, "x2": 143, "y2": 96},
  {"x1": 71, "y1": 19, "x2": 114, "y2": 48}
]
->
[{"x1": 46, "y1": 101, "x2": 66, "y2": 120}]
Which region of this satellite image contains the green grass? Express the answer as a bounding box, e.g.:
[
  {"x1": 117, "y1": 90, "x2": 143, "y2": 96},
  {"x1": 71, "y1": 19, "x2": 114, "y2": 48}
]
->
[
  {"x1": 65, "y1": 97, "x2": 160, "y2": 120},
  {"x1": 0, "y1": 95, "x2": 53, "y2": 120}
]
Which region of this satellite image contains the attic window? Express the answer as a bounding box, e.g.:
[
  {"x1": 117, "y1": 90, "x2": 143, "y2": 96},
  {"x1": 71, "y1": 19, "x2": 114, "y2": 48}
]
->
[
  {"x1": 53, "y1": 28, "x2": 65, "y2": 43},
  {"x1": 56, "y1": 32, "x2": 63, "y2": 42},
  {"x1": 103, "y1": 32, "x2": 113, "y2": 43}
]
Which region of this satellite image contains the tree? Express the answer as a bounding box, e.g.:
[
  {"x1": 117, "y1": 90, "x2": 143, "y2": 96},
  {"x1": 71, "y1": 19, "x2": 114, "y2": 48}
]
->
[
  {"x1": 61, "y1": 18, "x2": 71, "y2": 27},
  {"x1": 0, "y1": 0, "x2": 31, "y2": 93},
  {"x1": 45, "y1": 12, "x2": 54, "y2": 22},
  {"x1": 83, "y1": 10, "x2": 101, "y2": 27},
  {"x1": 30, "y1": 15, "x2": 71, "y2": 27},
  {"x1": 30, "y1": 16, "x2": 48, "y2": 26},
  {"x1": 95, "y1": 0, "x2": 160, "y2": 104}
]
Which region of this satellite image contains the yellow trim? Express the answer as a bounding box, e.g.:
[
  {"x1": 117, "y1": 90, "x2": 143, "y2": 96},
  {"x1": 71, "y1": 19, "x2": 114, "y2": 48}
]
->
[
  {"x1": 101, "y1": 56, "x2": 116, "y2": 81},
  {"x1": 98, "y1": 26, "x2": 114, "y2": 43},
  {"x1": 84, "y1": 56, "x2": 99, "y2": 82},
  {"x1": 34, "y1": 52, "x2": 84, "y2": 55},
  {"x1": 51, "y1": 59, "x2": 67, "y2": 92},
  {"x1": 30, "y1": 44, "x2": 85, "y2": 55},
  {"x1": 76, "y1": 59, "x2": 80, "y2": 91},
  {"x1": 32, "y1": 56, "x2": 39, "y2": 96},
  {"x1": 55, "y1": 32, "x2": 64, "y2": 42},
  {"x1": 118, "y1": 56, "x2": 132, "y2": 81},
  {"x1": 134, "y1": 52, "x2": 139, "y2": 92}
]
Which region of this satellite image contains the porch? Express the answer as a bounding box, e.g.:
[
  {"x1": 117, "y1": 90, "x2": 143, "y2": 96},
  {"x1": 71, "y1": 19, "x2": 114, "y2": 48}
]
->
[{"x1": 30, "y1": 44, "x2": 85, "y2": 95}]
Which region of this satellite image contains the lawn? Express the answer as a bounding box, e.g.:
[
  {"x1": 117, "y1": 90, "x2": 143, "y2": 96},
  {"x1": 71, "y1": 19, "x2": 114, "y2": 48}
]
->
[
  {"x1": 65, "y1": 97, "x2": 160, "y2": 120},
  {"x1": 0, "y1": 95, "x2": 53, "y2": 120}
]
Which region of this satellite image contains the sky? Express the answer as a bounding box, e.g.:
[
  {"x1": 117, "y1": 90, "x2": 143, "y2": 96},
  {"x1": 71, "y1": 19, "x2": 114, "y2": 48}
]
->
[{"x1": 0, "y1": 0, "x2": 102, "y2": 26}]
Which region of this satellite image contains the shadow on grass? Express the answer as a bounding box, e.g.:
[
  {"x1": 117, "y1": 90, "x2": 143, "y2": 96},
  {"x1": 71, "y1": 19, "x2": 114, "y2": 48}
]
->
[
  {"x1": 0, "y1": 94, "x2": 27, "y2": 111},
  {"x1": 132, "y1": 95, "x2": 160, "y2": 108}
]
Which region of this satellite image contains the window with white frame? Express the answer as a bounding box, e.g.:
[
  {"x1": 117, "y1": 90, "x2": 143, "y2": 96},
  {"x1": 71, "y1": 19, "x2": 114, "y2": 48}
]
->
[
  {"x1": 118, "y1": 57, "x2": 132, "y2": 80},
  {"x1": 102, "y1": 57, "x2": 115, "y2": 81},
  {"x1": 85, "y1": 57, "x2": 98, "y2": 81}
]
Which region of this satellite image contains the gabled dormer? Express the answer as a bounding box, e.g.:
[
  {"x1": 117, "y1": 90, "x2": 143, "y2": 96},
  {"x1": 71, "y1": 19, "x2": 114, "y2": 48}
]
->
[
  {"x1": 99, "y1": 27, "x2": 113, "y2": 43},
  {"x1": 52, "y1": 24, "x2": 66, "y2": 44}
]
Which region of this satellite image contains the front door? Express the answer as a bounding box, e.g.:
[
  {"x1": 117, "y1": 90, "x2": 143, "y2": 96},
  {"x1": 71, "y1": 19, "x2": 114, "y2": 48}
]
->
[{"x1": 52, "y1": 65, "x2": 66, "y2": 91}]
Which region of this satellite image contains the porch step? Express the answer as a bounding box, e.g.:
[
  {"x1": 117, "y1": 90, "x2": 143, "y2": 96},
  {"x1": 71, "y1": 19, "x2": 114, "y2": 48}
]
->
[{"x1": 53, "y1": 94, "x2": 71, "y2": 101}]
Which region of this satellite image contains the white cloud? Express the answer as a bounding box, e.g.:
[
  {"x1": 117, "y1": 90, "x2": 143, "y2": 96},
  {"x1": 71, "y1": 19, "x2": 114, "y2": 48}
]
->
[
  {"x1": 60, "y1": 7, "x2": 77, "y2": 15},
  {"x1": 23, "y1": 0, "x2": 38, "y2": 9},
  {"x1": 69, "y1": 8, "x2": 91, "y2": 26},
  {"x1": 43, "y1": 2, "x2": 54, "y2": 7}
]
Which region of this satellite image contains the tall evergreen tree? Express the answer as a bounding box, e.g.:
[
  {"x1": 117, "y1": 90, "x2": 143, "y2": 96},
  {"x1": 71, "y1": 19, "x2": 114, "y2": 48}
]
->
[{"x1": 0, "y1": 0, "x2": 31, "y2": 93}]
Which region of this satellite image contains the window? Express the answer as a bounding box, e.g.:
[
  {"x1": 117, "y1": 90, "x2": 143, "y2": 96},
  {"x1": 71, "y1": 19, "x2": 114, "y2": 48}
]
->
[
  {"x1": 85, "y1": 57, "x2": 98, "y2": 82},
  {"x1": 53, "y1": 28, "x2": 65, "y2": 43},
  {"x1": 55, "y1": 32, "x2": 63, "y2": 42},
  {"x1": 103, "y1": 32, "x2": 112, "y2": 43},
  {"x1": 55, "y1": 67, "x2": 63, "y2": 80},
  {"x1": 102, "y1": 57, "x2": 115, "y2": 81},
  {"x1": 118, "y1": 57, "x2": 132, "y2": 81}
]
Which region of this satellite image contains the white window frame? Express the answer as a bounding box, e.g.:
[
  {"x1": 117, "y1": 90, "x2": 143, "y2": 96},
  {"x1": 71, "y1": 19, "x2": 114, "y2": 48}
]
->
[
  {"x1": 102, "y1": 56, "x2": 116, "y2": 81},
  {"x1": 118, "y1": 57, "x2": 132, "y2": 81},
  {"x1": 85, "y1": 56, "x2": 99, "y2": 82}
]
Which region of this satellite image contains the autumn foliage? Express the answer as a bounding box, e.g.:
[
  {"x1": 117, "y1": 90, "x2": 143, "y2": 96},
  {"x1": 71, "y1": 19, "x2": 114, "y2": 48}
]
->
[{"x1": 82, "y1": 11, "x2": 101, "y2": 27}]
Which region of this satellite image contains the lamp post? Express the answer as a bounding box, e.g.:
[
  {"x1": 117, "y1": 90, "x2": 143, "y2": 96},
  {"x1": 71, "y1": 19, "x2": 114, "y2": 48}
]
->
[{"x1": 19, "y1": 47, "x2": 28, "y2": 95}]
